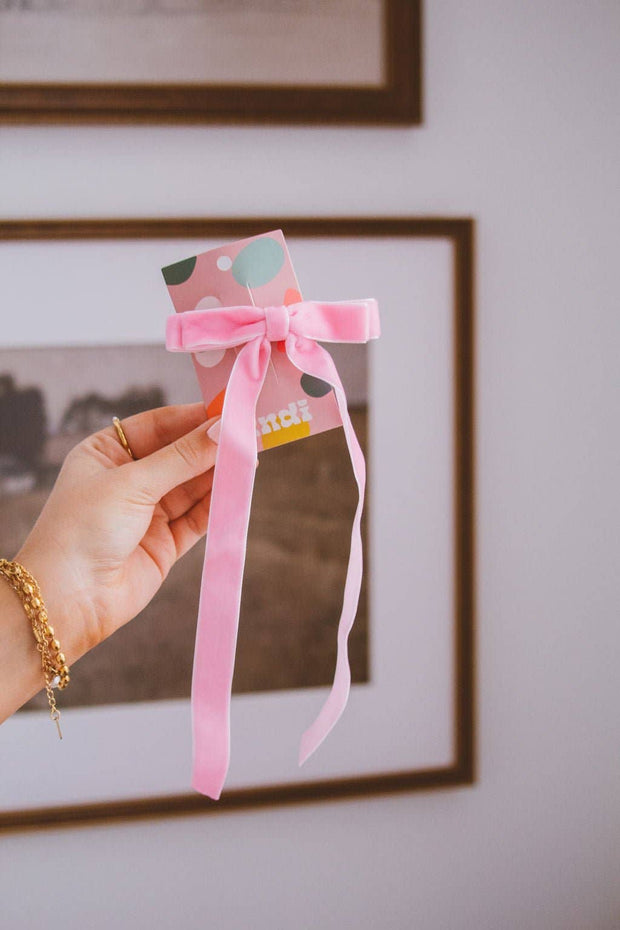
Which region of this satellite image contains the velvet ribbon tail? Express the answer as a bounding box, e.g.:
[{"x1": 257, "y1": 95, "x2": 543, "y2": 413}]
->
[
  {"x1": 285, "y1": 334, "x2": 366, "y2": 766},
  {"x1": 190, "y1": 336, "x2": 271, "y2": 800}
]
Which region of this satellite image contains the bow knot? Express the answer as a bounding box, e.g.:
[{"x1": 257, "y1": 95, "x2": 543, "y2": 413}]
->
[{"x1": 264, "y1": 304, "x2": 290, "y2": 343}]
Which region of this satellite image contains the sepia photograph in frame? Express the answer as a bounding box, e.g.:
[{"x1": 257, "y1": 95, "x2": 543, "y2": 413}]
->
[
  {"x1": 0, "y1": 343, "x2": 370, "y2": 709},
  {"x1": 0, "y1": 216, "x2": 474, "y2": 831},
  {"x1": 0, "y1": 0, "x2": 422, "y2": 124}
]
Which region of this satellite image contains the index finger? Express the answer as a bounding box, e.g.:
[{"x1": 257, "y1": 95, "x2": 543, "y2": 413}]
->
[{"x1": 109, "y1": 401, "x2": 208, "y2": 459}]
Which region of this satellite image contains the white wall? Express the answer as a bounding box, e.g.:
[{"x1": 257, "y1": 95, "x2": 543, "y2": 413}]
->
[{"x1": 2, "y1": 2, "x2": 619, "y2": 928}]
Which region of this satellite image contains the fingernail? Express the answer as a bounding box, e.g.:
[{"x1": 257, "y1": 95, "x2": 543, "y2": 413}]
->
[{"x1": 207, "y1": 419, "x2": 221, "y2": 444}]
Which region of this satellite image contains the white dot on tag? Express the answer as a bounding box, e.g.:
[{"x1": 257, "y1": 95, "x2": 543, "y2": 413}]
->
[
  {"x1": 194, "y1": 295, "x2": 222, "y2": 311},
  {"x1": 194, "y1": 349, "x2": 226, "y2": 368},
  {"x1": 217, "y1": 256, "x2": 232, "y2": 271}
]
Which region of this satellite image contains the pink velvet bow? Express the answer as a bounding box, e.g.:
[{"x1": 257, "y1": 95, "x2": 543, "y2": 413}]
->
[{"x1": 166, "y1": 298, "x2": 380, "y2": 799}]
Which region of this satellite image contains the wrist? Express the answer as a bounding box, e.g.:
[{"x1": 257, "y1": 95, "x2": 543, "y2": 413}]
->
[
  {"x1": 0, "y1": 574, "x2": 44, "y2": 721},
  {"x1": 14, "y1": 538, "x2": 101, "y2": 666}
]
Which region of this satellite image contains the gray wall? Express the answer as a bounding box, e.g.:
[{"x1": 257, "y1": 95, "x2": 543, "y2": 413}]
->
[{"x1": 2, "y1": 2, "x2": 620, "y2": 928}]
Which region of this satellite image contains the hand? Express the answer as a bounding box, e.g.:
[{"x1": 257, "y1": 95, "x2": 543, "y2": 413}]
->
[{"x1": 15, "y1": 402, "x2": 219, "y2": 664}]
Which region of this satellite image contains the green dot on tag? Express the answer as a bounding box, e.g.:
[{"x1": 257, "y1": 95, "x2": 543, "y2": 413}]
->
[
  {"x1": 162, "y1": 256, "x2": 197, "y2": 286},
  {"x1": 301, "y1": 374, "x2": 332, "y2": 398}
]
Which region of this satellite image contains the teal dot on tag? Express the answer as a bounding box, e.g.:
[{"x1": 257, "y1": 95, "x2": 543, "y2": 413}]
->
[
  {"x1": 162, "y1": 256, "x2": 197, "y2": 286},
  {"x1": 232, "y1": 238, "x2": 284, "y2": 288}
]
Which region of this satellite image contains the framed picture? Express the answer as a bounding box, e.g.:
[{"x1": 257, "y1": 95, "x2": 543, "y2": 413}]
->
[
  {"x1": 0, "y1": 216, "x2": 474, "y2": 831},
  {"x1": 0, "y1": 0, "x2": 422, "y2": 124}
]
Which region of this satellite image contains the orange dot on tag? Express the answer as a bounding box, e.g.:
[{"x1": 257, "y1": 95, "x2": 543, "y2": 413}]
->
[
  {"x1": 283, "y1": 288, "x2": 301, "y2": 306},
  {"x1": 207, "y1": 387, "x2": 226, "y2": 419}
]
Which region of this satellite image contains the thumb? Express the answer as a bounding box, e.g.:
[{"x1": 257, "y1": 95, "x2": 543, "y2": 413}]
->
[{"x1": 127, "y1": 416, "x2": 220, "y2": 504}]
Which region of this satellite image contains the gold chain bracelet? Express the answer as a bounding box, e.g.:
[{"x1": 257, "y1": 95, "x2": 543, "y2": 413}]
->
[{"x1": 0, "y1": 558, "x2": 70, "y2": 739}]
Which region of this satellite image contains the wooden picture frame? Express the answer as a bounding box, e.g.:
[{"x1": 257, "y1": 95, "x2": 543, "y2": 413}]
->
[
  {"x1": 0, "y1": 0, "x2": 422, "y2": 125},
  {"x1": 0, "y1": 216, "x2": 474, "y2": 832}
]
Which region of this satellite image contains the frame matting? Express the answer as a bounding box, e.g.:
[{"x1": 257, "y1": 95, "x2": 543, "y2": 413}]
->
[{"x1": 0, "y1": 216, "x2": 474, "y2": 832}]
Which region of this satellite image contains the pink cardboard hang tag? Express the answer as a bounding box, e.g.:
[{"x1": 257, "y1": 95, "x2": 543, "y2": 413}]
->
[{"x1": 162, "y1": 229, "x2": 342, "y2": 451}]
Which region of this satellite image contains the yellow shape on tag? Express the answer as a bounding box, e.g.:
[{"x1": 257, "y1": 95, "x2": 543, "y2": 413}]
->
[{"x1": 260, "y1": 420, "x2": 311, "y2": 450}]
